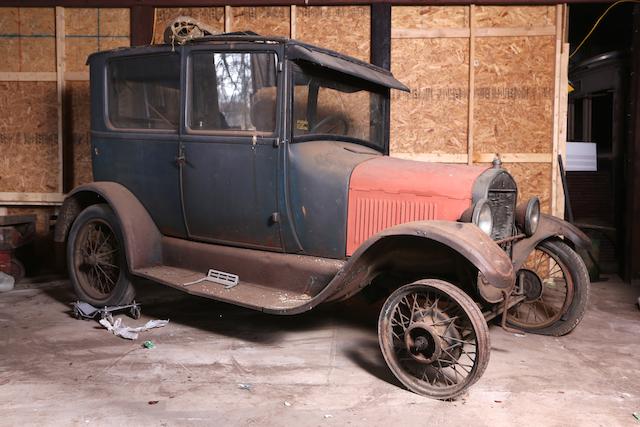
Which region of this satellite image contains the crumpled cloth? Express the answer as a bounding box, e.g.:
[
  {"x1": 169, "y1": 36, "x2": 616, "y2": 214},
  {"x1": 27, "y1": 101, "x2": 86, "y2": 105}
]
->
[{"x1": 99, "y1": 317, "x2": 169, "y2": 340}]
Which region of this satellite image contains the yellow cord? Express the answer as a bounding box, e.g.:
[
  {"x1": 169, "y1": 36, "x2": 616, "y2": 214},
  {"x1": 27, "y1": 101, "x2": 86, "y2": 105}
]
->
[{"x1": 570, "y1": 0, "x2": 640, "y2": 59}]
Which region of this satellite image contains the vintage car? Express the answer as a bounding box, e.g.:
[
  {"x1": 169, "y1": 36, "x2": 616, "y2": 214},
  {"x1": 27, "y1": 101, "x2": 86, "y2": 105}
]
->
[{"x1": 54, "y1": 30, "x2": 590, "y2": 400}]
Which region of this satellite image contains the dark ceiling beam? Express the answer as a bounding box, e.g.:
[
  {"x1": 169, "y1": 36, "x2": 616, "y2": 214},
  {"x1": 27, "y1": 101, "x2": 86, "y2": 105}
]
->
[
  {"x1": 130, "y1": 5, "x2": 155, "y2": 46},
  {"x1": 2, "y1": 0, "x2": 612, "y2": 7}
]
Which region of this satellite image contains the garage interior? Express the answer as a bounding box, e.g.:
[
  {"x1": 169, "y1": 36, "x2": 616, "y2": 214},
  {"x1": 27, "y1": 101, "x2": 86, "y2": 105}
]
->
[{"x1": 0, "y1": 1, "x2": 639, "y2": 425}]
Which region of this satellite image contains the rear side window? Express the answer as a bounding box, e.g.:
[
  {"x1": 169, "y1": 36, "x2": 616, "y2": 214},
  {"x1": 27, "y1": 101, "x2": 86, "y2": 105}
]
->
[
  {"x1": 108, "y1": 54, "x2": 180, "y2": 130},
  {"x1": 189, "y1": 51, "x2": 278, "y2": 133}
]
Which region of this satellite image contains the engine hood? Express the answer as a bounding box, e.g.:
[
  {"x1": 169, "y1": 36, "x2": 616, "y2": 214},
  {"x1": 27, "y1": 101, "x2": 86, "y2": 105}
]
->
[{"x1": 346, "y1": 157, "x2": 488, "y2": 255}]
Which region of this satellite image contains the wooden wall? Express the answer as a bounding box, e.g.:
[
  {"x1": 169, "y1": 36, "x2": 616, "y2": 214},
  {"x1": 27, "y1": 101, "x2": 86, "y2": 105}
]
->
[{"x1": 0, "y1": 4, "x2": 568, "y2": 236}]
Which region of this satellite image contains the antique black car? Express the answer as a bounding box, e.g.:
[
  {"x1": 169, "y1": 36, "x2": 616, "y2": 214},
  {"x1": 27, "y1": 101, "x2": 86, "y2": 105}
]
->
[{"x1": 55, "y1": 31, "x2": 590, "y2": 399}]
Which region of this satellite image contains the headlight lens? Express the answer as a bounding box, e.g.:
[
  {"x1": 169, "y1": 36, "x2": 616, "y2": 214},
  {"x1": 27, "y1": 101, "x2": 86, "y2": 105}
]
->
[
  {"x1": 472, "y1": 199, "x2": 493, "y2": 236},
  {"x1": 516, "y1": 197, "x2": 540, "y2": 236}
]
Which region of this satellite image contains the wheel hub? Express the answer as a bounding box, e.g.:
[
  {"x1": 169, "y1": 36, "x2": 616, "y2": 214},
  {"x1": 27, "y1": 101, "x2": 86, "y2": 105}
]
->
[
  {"x1": 404, "y1": 323, "x2": 442, "y2": 364},
  {"x1": 517, "y1": 269, "x2": 543, "y2": 302}
]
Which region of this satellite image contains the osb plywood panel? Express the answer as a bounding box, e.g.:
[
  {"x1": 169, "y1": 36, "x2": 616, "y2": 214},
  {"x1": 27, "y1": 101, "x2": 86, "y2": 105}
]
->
[
  {"x1": 0, "y1": 8, "x2": 55, "y2": 72},
  {"x1": 0, "y1": 82, "x2": 58, "y2": 193},
  {"x1": 68, "y1": 81, "x2": 92, "y2": 187},
  {"x1": 99, "y1": 8, "x2": 130, "y2": 36},
  {"x1": 99, "y1": 36, "x2": 129, "y2": 51},
  {"x1": 65, "y1": 8, "x2": 98, "y2": 36},
  {"x1": 232, "y1": 7, "x2": 290, "y2": 37},
  {"x1": 475, "y1": 6, "x2": 556, "y2": 28},
  {"x1": 20, "y1": 38, "x2": 55, "y2": 72},
  {"x1": 65, "y1": 38, "x2": 97, "y2": 72},
  {"x1": 391, "y1": 38, "x2": 469, "y2": 155},
  {"x1": 153, "y1": 8, "x2": 224, "y2": 44},
  {"x1": 474, "y1": 36, "x2": 555, "y2": 155},
  {"x1": 504, "y1": 162, "x2": 552, "y2": 213},
  {"x1": 392, "y1": 6, "x2": 468, "y2": 29},
  {"x1": 296, "y1": 6, "x2": 369, "y2": 62},
  {"x1": 18, "y1": 8, "x2": 55, "y2": 35}
]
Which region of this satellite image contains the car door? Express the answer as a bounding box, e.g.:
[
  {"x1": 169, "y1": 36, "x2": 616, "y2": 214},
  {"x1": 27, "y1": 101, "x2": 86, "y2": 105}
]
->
[
  {"x1": 92, "y1": 50, "x2": 187, "y2": 238},
  {"x1": 179, "y1": 45, "x2": 283, "y2": 250}
]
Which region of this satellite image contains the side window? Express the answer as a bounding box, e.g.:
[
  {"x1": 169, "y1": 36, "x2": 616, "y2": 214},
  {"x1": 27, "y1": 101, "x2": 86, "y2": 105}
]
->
[
  {"x1": 190, "y1": 52, "x2": 278, "y2": 133},
  {"x1": 108, "y1": 54, "x2": 180, "y2": 130}
]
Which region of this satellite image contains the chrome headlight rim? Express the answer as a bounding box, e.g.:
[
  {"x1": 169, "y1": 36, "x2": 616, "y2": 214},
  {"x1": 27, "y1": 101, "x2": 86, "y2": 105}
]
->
[
  {"x1": 517, "y1": 197, "x2": 540, "y2": 237},
  {"x1": 472, "y1": 198, "x2": 493, "y2": 236}
]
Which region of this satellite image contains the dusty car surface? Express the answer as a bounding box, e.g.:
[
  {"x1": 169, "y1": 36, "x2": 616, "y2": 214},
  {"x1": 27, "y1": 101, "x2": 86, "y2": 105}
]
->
[{"x1": 55, "y1": 31, "x2": 591, "y2": 400}]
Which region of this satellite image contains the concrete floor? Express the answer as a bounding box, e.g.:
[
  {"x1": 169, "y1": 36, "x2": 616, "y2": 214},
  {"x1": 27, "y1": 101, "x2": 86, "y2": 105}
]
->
[{"x1": 0, "y1": 276, "x2": 638, "y2": 426}]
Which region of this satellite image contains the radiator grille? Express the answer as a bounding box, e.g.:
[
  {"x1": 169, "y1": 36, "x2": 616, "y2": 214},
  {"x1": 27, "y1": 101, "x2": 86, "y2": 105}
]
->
[
  {"x1": 487, "y1": 190, "x2": 516, "y2": 241},
  {"x1": 352, "y1": 198, "x2": 437, "y2": 245}
]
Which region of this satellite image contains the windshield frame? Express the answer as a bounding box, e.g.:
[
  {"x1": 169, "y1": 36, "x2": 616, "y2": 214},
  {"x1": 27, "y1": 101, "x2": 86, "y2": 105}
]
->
[{"x1": 287, "y1": 60, "x2": 390, "y2": 154}]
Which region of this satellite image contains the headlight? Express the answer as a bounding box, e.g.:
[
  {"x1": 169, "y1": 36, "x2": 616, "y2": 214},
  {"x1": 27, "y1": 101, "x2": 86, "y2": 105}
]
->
[
  {"x1": 516, "y1": 197, "x2": 540, "y2": 236},
  {"x1": 472, "y1": 198, "x2": 493, "y2": 236}
]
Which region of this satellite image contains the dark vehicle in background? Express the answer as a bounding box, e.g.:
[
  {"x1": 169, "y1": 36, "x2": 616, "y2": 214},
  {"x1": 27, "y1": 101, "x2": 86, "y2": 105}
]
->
[{"x1": 55, "y1": 31, "x2": 591, "y2": 399}]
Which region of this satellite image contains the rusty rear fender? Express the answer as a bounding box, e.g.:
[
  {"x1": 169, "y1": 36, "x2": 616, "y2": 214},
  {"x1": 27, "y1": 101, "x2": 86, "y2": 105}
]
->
[
  {"x1": 512, "y1": 214, "x2": 591, "y2": 271},
  {"x1": 54, "y1": 182, "x2": 162, "y2": 271}
]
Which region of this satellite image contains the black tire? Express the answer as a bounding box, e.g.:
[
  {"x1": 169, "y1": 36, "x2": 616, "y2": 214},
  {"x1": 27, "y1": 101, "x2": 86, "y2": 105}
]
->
[
  {"x1": 507, "y1": 239, "x2": 589, "y2": 336},
  {"x1": 9, "y1": 259, "x2": 25, "y2": 283},
  {"x1": 67, "y1": 204, "x2": 135, "y2": 306},
  {"x1": 378, "y1": 279, "x2": 490, "y2": 400}
]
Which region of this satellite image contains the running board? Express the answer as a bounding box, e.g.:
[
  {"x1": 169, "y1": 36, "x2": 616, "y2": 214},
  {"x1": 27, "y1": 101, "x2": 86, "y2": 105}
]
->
[{"x1": 134, "y1": 265, "x2": 314, "y2": 312}]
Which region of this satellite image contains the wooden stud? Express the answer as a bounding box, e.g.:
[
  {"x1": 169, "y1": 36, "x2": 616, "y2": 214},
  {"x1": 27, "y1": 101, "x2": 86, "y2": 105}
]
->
[
  {"x1": 0, "y1": 72, "x2": 57, "y2": 81},
  {"x1": 474, "y1": 153, "x2": 553, "y2": 163},
  {"x1": 55, "y1": 7, "x2": 65, "y2": 194},
  {"x1": 556, "y1": 40, "x2": 570, "y2": 218},
  {"x1": 467, "y1": 5, "x2": 475, "y2": 166},
  {"x1": 290, "y1": 5, "x2": 296, "y2": 39},
  {"x1": 391, "y1": 26, "x2": 557, "y2": 40},
  {"x1": 224, "y1": 5, "x2": 232, "y2": 33},
  {"x1": 550, "y1": 4, "x2": 562, "y2": 217},
  {"x1": 0, "y1": 192, "x2": 65, "y2": 206}
]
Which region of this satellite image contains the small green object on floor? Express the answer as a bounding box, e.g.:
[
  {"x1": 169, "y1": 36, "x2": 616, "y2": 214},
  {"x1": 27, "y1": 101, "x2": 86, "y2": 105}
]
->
[
  {"x1": 143, "y1": 340, "x2": 155, "y2": 349},
  {"x1": 633, "y1": 412, "x2": 640, "y2": 423}
]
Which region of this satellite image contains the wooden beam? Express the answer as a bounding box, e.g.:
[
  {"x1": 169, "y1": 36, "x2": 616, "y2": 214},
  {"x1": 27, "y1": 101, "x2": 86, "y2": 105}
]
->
[
  {"x1": 56, "y1": 7, "x2": 65, "y2": 195},
  {"x1": 64, "y1": 71, "x2": 90, "y2": 81},
  {"x1": 473, "y1": 153, "x2": 553, "y2": 163},
  {"x1": 556, "y1": 40, "x2": 569, "y2": 220},
  {"x1": 371, "y1": 3, "x2": 391, "y2": 155},
  {"x1": 550, "y1": 4, "x2": 562, "y2": 217},
  {"x1": 0, "y1": 193, "x2": 65, "y2": 206},
  {"x1": 130, "y1": 5, "x2": 155, "y2": 46},
  {"x1": 290, "y1": 5, "x2": 296, "y2": 39},
  {"x1": 0, "y1": 72, "x2": 57, "y2": 82},
  {"x1": 392, "y1": 153, "x2": 469, "y2": 163},
  {"x1": 2, "y1": 0, "x2": 610, "y2": 7},
  {"x1": 467, "y1": 5, "x2": 475, "y2": 166},
  {"x1": 224, "y1": 5, "x2": 232, "y2": 32},
  {"x1": 392, "y1": 26, "x2": 558, "y2": 40}
]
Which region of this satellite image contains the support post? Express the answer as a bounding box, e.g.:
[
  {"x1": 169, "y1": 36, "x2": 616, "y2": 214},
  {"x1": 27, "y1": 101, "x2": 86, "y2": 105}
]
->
[
  {"x1": 130, "y1": 5, "x2": 155, "y2": 46},
  {"x1": 371, "y1": 3, "x2": 391, "y2": 154}
]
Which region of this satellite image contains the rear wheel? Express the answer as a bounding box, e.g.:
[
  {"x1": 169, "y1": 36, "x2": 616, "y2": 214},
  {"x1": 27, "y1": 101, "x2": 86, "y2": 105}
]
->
[
  {"x1": 507, "y1": 240, "x2": 589, "y2": 336},
  {"x1": 67, "y1": 204, "x2": 135, "y2": 306},
  {"x1": 378, "y1": 279, "x2": 490, "y2": 400}
]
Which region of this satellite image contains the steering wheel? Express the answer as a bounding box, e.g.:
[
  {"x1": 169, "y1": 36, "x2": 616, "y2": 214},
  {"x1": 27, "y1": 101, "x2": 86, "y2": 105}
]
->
[{"x1": 309, "y1": 114, "x2": 349, "y2": 135}]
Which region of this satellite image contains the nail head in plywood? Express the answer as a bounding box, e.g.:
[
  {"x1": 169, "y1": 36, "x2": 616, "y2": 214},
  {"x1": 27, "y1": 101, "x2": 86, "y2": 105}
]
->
[
  {"x1": 473, "y1": 36, "x2": 556, "y2": 156},
  {"x1": 295, "y1": 6, "x2": 370, "y2": 62},
  {"x1": 232, "y1": 7, "x2": 290, "y2": 37},
  {"x1": 390, "y1": 37, "x2": 469, "y2": 157},
  {"x1": 152, "y1": 7, "x2": 224, "y2": 44}
]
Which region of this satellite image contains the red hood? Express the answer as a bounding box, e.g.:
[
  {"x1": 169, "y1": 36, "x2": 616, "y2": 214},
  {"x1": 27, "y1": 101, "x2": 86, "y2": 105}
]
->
[{"x1": 346, "y1": 157, "x2": 488, "y2": 255}]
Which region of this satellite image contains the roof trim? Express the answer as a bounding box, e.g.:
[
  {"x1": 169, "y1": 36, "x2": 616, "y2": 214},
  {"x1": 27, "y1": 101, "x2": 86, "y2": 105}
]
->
[{"x1": 6, "y1": 0, "x2": 607, "y2": 6}]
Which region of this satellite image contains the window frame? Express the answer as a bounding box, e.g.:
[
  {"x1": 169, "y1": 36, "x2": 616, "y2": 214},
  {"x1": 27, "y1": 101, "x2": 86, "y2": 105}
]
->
[
  {"x1": 104, "y1": 51, "x2": 182, "y2": 134},
  {"x1": 184, "y1": 44, "x2": 282, "y2": 138}
]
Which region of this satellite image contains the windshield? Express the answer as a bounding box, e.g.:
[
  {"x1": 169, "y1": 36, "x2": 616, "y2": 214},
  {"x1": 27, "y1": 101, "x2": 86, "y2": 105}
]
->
[{"x1": 291, "y1": 62, "x2": 386, "y2": 150}]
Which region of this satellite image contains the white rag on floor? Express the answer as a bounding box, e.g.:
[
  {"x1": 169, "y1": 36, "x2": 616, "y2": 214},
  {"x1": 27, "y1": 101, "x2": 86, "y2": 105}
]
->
[{"x1": 99, "y1": 317, "x2": 169, "y2": 340}]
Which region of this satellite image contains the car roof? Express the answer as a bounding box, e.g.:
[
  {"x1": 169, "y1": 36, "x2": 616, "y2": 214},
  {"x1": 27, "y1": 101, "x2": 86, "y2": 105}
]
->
[{"x1": 87, "y1": 32, "x2": 409, "y2": 92}]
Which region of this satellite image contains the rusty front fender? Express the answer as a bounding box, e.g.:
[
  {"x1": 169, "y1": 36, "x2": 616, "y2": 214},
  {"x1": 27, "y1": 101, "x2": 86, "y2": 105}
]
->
[
  {"x1": 54, "y1": 182, "x2": 162, "y2": 271},
  {"x1": 511, "y1": 214, "x2": 591, "y2": 271},
  {"x1": 319, "y1": 221, "x2": 515, "y2": 304}
]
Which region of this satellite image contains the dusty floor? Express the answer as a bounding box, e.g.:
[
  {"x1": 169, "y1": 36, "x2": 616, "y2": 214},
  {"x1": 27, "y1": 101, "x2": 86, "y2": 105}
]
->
[{"x1": 0, "y1": 276, "x2": 639, "y2": 426}]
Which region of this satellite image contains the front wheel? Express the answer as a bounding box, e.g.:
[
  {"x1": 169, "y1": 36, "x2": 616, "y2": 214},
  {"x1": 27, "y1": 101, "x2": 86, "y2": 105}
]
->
[
  {"x1": 507, "y1": 240, "x2": 589, "y2": 336},
  {"x1": 67, "y1": 204, "x2": 135, "y2": 306},
  {"x1": 378, "y1": 279, "x2": 490, "y2": 400}
]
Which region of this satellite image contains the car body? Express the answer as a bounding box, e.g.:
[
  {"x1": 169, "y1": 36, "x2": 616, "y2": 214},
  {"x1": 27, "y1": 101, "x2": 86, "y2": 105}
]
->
[{"x1": 55, "y1": 32, "x2": 591, "y2": 399}]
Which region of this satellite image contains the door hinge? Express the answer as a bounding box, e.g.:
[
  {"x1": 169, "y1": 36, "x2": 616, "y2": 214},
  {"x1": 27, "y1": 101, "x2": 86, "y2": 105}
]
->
[{"x1": 270, "y1": 212, "x2": 280, "y2": 224}]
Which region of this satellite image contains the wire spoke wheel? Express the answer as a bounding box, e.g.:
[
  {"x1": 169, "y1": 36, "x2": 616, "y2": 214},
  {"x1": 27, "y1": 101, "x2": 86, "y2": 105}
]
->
[
  {"x1": 378, "y1": 279, "x2": 490, "y2": 399},
  {"x1": 73, "y1": 218, "x2": 122, "y2": 301},
  {"x1": 507, "y1": 243, "x2": 574, "y2": 330}
]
